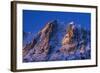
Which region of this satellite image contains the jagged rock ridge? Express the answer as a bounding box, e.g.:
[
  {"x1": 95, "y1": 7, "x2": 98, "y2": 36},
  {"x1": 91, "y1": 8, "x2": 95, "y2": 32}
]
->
[
  {"x1": 23, "y1": 20, "x2": 91, "y2": 62},
  {"x1": 23, "y1": 20, "x2": 56, "y2": 62}
]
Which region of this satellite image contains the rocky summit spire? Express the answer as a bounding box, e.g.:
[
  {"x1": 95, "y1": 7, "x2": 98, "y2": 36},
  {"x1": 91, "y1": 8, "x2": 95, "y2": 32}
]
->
[
  {"x1": 23, "y1": 20, "x2": 91, "y2": 62},
  {"x1": 62, "y1": 21, "x2": 76, "y2": 45},
  {"x1": 57, "y1": 22, "x2": 76, "y2": 55},
  {"x1": 23, "y1": 20, "x2": 57, "y2": 62}
]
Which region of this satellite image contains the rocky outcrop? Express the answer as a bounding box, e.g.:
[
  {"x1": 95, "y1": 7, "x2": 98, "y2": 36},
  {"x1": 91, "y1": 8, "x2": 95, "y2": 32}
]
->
[
  {"x1": 60, "y1": 22, "x2": 77, "y2": 54},
  {"x1": 23, "y1": 20, "x2": 91, "y2": 62},
  {"x1": 23, "y1": 20, "x2": 56, "y2": 62},
  {"x1": 23, "y1": 38, "x2": 37, "y2": 57},
  {"x1": 62, "y1": 21, "x2": 75, "y2": 45}
]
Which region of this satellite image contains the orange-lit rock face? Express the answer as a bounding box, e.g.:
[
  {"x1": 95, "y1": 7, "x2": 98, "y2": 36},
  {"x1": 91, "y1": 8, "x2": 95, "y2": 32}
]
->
[
  {"x1": 23, "y1": 20, "x2": 91, "y2": 62},
  {"x1": 60, "y1": 43, "x2": 77, "y2": 54},
  {"x1": 62, "y1": 23, "x2": 75, "y2": 45},
  {"x1": 60, "y1": 23, "x2": 77, "y2": 54},
  {"x1": 62, "y1": 33, "x2": 71, "y2": 45}
]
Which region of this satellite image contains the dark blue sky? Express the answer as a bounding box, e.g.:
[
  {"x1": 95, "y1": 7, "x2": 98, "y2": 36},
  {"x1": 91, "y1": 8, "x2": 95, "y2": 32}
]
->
[{"x1": 23, "y1": 10, "x2": 91, "y2": 34}]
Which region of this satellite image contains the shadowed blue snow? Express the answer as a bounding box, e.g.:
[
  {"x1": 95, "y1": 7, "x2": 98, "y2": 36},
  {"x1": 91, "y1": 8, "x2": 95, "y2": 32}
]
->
[{"x1": 23, "y1": 10, "x2": 91, "y2": 62}]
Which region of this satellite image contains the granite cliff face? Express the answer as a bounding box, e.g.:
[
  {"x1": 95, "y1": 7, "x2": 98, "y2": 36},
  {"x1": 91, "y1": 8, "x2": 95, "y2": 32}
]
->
[
  {"x1": 60, "y1": 22, "x2": 78, "y2": 54},
  {"x1": 23, "y1": 20, "x2": 56, "y2": 62},
  {"x1": 23, "y1": 20, "x2": 91, "y2": 62}
]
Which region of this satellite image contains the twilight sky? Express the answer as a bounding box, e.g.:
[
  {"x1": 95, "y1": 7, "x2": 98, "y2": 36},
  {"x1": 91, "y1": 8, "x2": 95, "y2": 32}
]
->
[{"x1": 23, "y1": 10, "x2": 91, "y2": 34}]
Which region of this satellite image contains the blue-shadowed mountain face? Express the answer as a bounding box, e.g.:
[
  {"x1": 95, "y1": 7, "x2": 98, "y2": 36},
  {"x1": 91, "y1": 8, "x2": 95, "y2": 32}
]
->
[{"x1": 23, "y1": 20, "x2": 91, "y2": 62}]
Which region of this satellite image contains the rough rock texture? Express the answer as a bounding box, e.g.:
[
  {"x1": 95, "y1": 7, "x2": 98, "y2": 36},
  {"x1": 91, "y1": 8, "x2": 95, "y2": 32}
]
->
[
  {"x1": 48, "y1": 21, "x2": 91, "y2": 61},
  {"x1": 23, "y1": 20, "x2": 54, "y2": 62},
  {"x1": 23, "y1": 20, "x2": 91, "y2": 62},
  {"x1": 60, "y1": 22, "x2": 77, "y2": 54}
]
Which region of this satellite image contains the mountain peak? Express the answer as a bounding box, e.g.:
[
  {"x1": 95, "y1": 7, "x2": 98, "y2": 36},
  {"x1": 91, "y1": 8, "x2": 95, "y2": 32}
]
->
[
  {"x1": 69, "y1": 21, "x2": 74, "y2": 25},
  {"x1": 23, "y1": 20, "x2": 91, "y2": 62}
]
